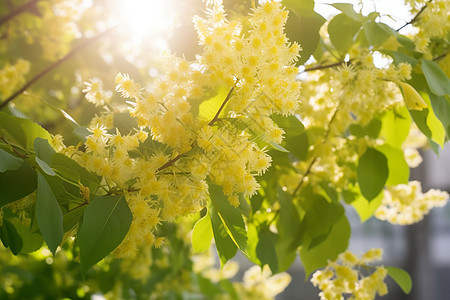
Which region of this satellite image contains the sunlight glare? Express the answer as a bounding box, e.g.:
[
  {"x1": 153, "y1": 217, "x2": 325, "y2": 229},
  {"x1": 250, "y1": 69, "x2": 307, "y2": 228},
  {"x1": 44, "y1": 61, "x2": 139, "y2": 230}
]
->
[{"x1": 116, "y1": 0, "x2": 173, "y2": 40}]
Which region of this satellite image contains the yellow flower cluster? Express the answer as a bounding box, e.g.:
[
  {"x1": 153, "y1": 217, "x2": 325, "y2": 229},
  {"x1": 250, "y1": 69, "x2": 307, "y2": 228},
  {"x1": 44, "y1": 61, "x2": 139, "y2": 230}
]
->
[
  {"x1": 233, "y1": 265, "x2": 291, "y2": 300},
  {"x1": 376, "y1": 181, "x2": 449, "y2": 225},
  {"x1": 402, "y1": 123, "x2": 428, "y2": 168},
  {"x1": 72, "y1": 0, "x2": 301, "y2": 257},
  {"x1": 311, "y1": 249, "x2": 388, "y2": 300},
  {"x1": 408, "y1": 0, "x2": 450, "y2": 53},
  {"x1": 0, "y1": 59, "x2": 30, "y2": 100},
  {"x1": 82, "y1": 78, "x2": 112, "y2": 107}
]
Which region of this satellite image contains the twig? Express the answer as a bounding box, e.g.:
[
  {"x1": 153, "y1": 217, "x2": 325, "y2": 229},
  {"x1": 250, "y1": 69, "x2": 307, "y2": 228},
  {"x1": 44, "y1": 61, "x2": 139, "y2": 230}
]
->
[
  {"x1": 0, "y1": 0, "x2": 40, "y2": 27},
  {"x1": 396, "y1": 0, "x2": 432, "y2": 31},
  {"x1": 0, "y1": 136, "x2": 28, "y2": 159},
  {"x1": 291, "y1": 105, "x2": 340, "y2": 197},
  {"x1": 0, "y1": 25, "x2": 119, "y2": 110},
  {"x1": 208, "y1": 86, "x2": 235, "y2": 126},
  {"x1": 302, "y1": 60, "x2": 348, "y2": 73},
  {"x1": 156, "y1": 154, "x2": 183, "y2": 172}
]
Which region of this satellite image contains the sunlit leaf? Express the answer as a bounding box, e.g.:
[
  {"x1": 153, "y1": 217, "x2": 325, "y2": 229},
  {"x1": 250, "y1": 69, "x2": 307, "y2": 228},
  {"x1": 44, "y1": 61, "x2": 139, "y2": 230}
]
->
[
  {"x1": 386, "y1": 266, "x2": 412, "y2": 294},
  {"x1": 192, "y1": 211, "x2": 213, "y2": 253},
  {"x1": 357, "y1": 147, "x2": 388, "y2": 201}
]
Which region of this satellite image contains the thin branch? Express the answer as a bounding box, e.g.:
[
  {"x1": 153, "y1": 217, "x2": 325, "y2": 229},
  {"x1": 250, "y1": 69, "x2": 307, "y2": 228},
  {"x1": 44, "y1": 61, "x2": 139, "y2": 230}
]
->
[
  {"x1": 0, "y1": 136, "x2": 28, "y2": 159},
  {"x1": 292, "y1": 105, "x2": 340, "y2": 197},
  {"x1": 208, "y1": 86, "x2": 235, "y2": 126},
  {"x1": 156, "y1": 154, "x2": 183, "y2": 172},
  {"x1": 302, "y1": 60, "x2": 348, "y2": 73},
  {"x1": 0, "y1": 25, "x2": 119, "y2": 110},
  {"x1": 0, "y1": 0, "x2": 40, "y2": 27},
  {"x1": 396, "y1": 0, "x2": 432, "y2": 31},
  {"x1": 433, "y1": 51, "x2": 448, "y2": 61}
]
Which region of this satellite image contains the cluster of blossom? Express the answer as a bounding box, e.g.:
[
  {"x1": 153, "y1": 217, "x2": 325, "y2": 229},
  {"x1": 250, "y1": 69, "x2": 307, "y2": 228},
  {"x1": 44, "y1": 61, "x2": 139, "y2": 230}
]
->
[
  {"x1": 0, "y1": 59, "x2": 30, "y2": 99},
  {"x1": 233, "y1": 265, "x2": 291, "y2": 300},
  {"x1": 69, "y1": 0, "x2": 301, "y2": 257},
  {"x1": 402, "y1": 123, "x2": 428, "y2": 168},
  {"x1": 375, "y1": 181, "x2": 449, "y2": 225},
  {"x1": 311, "y1": 249, "x2": 388, "y2": 300},
  {"x1": 404, "y1": 0, "x2": 450, "y2": 53},
  {"x1": 82, "y1": 78, "x2": 112, "y2": 107}
]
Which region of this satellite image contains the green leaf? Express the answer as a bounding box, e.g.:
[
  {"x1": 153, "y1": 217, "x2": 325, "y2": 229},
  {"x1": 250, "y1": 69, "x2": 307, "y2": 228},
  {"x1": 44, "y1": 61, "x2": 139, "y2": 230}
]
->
[
  {"x1": 328, "y1": 13, "x2": 362, "y2": 53},
  {"x1": 73, "y1": 126, "x2": 90, "y2": 141},
  {"x1": 300, "y1": 196, "x2": 345, "y2": 249},
  {"x1": 0, "y1": 161, "x2": 37, "y2": 208},
  {"x1": 357, "y1": 147, "x2": 388, "y2": 201},
  {"x1": 209, "y1": 184, "x2": 247, "y2": 251},
  {"x1": 0, "y1": 148, "x2": 23, "y2": 172},
  {"x1": 269, "y1": 141, "x2": 289, "y2": 152},
  {"x1": 421, "y1": 59, "x2": 450, "y2": 96},
  {"x1": 35, "y1": 157, "x2": 57, "y2": 176},
  {"x1": 409, "y1": 92, "x2": 445, "y2": 147},
  {"x1": 285, "y1": 9, "x2": 325, "y2": 65},
  {"x1": 386, "y1": 266, "x2": 412, "y2": 294},
  {"x1": 380, "y1": 106, "x2": 411, "y2": 148},
  {"x1": 0, "y1": 112, "x2": 51, "y2": 152},
  {"x1": 284, "y1": 131, "x2": 309, "y2": 161},
  {"x1": 271, "y1": 114, "x2": 304, "y2": 137},
  {"x1": 51, "y1": 153, "x2": 100, "y2": 192},
  {"x1": 429, "y1": 94, "x2": 450, "y2": 139},
  {"x1": 63, "y1": 203, "x2": 87, "y2": 234},
  {"x1": 300, "y1": 215, "x2": 350, "y2": 277},
  {"x1": 10, "y1": 217, "x2": 44, "y2": 253},
  {"x1": 256, "y1": 226, "x2": 279, "y2": 273},
  {"x1": 329, "y1": 3, "x2": 361, "y2": 21},
  {"x1": 284, "y1": 0, "x2": 314, "y2": 11},
  {"x1": 36, "y1": 173, "x2": 64, "y2": 255},
  {"x1": 192, "y1": 211, "x2": 213, "y2": 253},
  {"x1": 349, "y1": 118, "x2": 381, "y2": 138},
  {"x1": 114, "y1": 112, "x2": 139, "y2": 135},
  {"x1": 78, "y1": 195, "x2": 132, "y2": 276},
  {"x1": 351, "y1": 185, "x2": 383, "y2": 222},
  {"x1": 0, "y1": 219, "x2": 23, "y2": 255},
  {"x1": 376, "y1": 144, "x2": 409, "y2": 186},
  {"x1": 34, "y1": 137, "x2": 56, "y2": 164},
  {"x1": 364, "y1": 21, "x2": 393, "y2": 47},
  {"x1": 210, "y1": 206, "x2": 237, "y2": 266}
]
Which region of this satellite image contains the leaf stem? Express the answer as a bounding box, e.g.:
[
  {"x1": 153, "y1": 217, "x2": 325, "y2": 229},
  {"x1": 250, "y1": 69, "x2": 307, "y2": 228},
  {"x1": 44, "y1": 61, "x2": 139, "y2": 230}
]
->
[
  {"x1": 0, "y1": 0, "x2": 40, "y2": 27},
  {"x1": 0, "y1": 24, "x2": 119, "y2": 110}
]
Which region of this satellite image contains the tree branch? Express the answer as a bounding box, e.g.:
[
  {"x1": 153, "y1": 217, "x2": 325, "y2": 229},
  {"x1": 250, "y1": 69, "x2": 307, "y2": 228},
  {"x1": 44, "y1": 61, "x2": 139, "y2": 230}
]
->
[
  {"x1": 0, "y1": 0, "x2": 40, "y2": 27},
  {"x1": 396, "y1": 0, "x2": 432, "y2": 31},
  {"x1": 0, "y1": 25, "x2": 119, "y2": 110}
]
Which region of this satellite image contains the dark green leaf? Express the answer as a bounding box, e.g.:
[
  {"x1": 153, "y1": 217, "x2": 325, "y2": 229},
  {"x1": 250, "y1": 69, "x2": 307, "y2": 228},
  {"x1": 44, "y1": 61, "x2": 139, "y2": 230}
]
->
[
  {"x1": 386, "y1": 266, "x2": 412, "y2": 294},
  {"x1": 35, "y1": 157, "x2": 57, "y2": 176},
  {"x1": 421, "y1": 59, "x2": 450, "y2": 96},
  {"x1": 429, "y1": 94, "x2": 450, "y2": 139},
  {"x1": 256, "y1": 226, "x2": 279, "y2": 273},
  {"x1": 36, "y1": 173, "x2": 64, "y2": 255},
  {"x1": 209, "y1": 184, "x2": 247, "y2": 250},
  {"x1": 73, "y1": 126, "x2": 90, "y2": 141},
  {"x1": 51, "y1": 153, "x2": 100, "y2": 192},
  {"x1": 210, "y1": 206, "x2": 237, "y2": 266},
  {"x1": 0, "y1": 161, "x2": 37, "y2": 208},
  {"x1": 285, "y1": 9, "x2": 325, "y2": 65},
  {"x1": 300, "y1": 215, "x2": 350, "y2": 276},
  {"x1": 328, "y1": 13, "x2": 362, "y2": 53},
  {"x1": 192, "y1": 211, "x2": 213, "y2": 253},
  {"x1": 10, "y1": 217, "x2": 44, "y2": 253},
  {"x1": 0, "y1": 148, "x2": 23, "y2": 172},
  {"x1": 349, "y1": 118, "x2": 381, "y2": 138},
  {"x1": 357, "y1": 147, "x2": 388, "y2": 201},
  {"x1": 78, "y1": 195, "x2": 132, "y2": 276},
  {"x1": 34, "y1": 137, "x2": 56, "y2": 164},
  {"x1": 0, "y1": 219, "x2": 23, "y2": 255}
]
